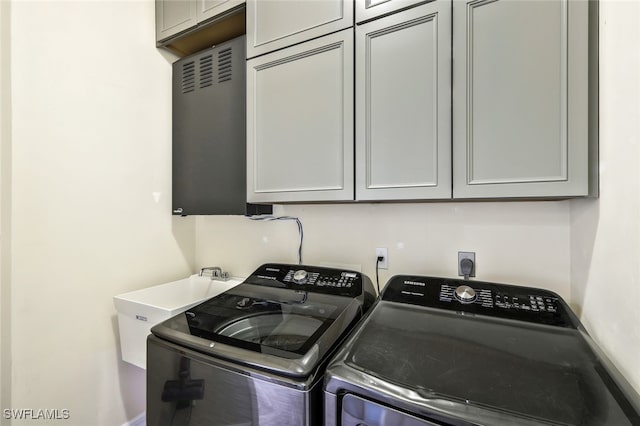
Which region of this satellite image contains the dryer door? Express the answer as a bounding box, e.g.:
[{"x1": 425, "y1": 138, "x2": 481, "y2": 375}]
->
[{"x1": 342, "y1": 394, "x2": 440, "y2": 426}]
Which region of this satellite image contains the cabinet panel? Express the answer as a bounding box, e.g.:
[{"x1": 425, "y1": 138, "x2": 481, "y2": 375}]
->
[
  {"x1": 173, "y1": 37, "x2": 271, "y2": 215},
  {"x1": 247, "y1": 30, "x2": 354, "y2": 202},
  {"x1": 247, "y1": 0, "x2": 353, "y2": 59},
  {"x1": 156, "y1": 0, "x2": 198, "y2": 42},
  {"x1": 453, "y1": 0, "x2": 591, "y2": 198},
  {"x1": 196, "y1": 0, "x2": 244, "y2": 23},
  {"x1": 355, "y1": 0, "x2": 428, "y2": 24},
  {"x1": 356, "y1": 1, "x2": 451, "y2": 200}
]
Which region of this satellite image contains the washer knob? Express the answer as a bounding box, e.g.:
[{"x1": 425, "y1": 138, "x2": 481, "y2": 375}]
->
[
  {"x1": 293, "y1": 270, "x2": 309, "y2": 284},
  {"x1": 454, "y1": 285, "x2": 477, "y2": 304}
]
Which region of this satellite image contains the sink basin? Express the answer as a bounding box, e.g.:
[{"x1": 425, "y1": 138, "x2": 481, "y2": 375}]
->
[{"x1": 114, "y1": 274, "x2": 243, "y2": 369}]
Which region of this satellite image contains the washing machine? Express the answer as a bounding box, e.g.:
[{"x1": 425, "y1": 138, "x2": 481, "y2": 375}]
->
[
  {"x1": 324, "y1": 275, "x2": 640, "y2": 425},
  {"x1": 147, "y1": 263, "x2": 375, "y2": 425}
]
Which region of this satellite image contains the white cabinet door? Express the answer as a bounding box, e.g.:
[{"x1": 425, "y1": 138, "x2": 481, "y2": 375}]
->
[
  {"x1": 247, "y1": 29, "x2": 355, "y2": 203},
  {"x1": 196, "y1": 0, "x2": 244, "y2": 22},
  {"x1": 453, "y1": 0, "x2": 593, "y2": 198},
  {"x1": 156, "y1": 0, "x2": 198, "y2": 42},
  {"x1": 247, "y1": 0, "x2": 354, "y2": 59},
  {"x1": 356, "y1": 1, "x2": 451, "y2": 201},
  {"x1": 355, "y1": 0, "x2": 427, "y2": 24}
]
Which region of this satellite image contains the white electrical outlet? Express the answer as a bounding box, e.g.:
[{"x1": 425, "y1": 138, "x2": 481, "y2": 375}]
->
[{"x1": 376, "y1": 247, "x2": 388, "y2": 269}]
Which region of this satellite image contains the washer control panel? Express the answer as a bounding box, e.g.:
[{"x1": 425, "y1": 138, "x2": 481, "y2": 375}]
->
[
  {"x1": 383, "y1": 275, "x2": 575, "y2": 328},
  {"x1": 284, "y1": 269, "x2": 358, "y2": 289},
  {"x1": 245, "y1": 263, "x2": 363, "y2": 297}
]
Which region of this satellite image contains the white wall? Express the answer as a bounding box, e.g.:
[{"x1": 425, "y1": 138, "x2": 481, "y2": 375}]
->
[
  {"x1": 570, "y1": 0, "x2": 640, "y2": 394},
  {"x1": 3, "y1": 1, "x2": 638, "y2": 425},
  {"x1": 196, "y1": 201, "x2": 572, "y2": 298},
  {"x1": 1, "y1": 0, "x2": 13, "y2": 416},
  {"x1": 9, "y1": 1, "x2": 194, "y2": 425}
]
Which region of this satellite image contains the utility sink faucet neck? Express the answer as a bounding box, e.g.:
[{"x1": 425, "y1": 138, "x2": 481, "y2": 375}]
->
[{"x1": 199, "y1": 266, "x2": 229, "y2": 281}]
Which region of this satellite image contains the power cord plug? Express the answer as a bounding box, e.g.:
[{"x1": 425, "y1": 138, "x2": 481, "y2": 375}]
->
[{"x1": 460, "y1": 258, "x2": 474, "y2": 281}]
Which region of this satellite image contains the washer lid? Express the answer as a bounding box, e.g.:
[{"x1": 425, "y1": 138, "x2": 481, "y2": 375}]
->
[
  {"x1": 338, "y1": 301, "x2": 640, "y2": 426},
  {"x1": 152, "y1": 263, "x2": 371, "y2": 378},
  {"x1": 185, "y1": 291, "x2": 339, "y2": 358},
  {"x1": 151, "y1": 282, "x2": 363, "y2": 378}
]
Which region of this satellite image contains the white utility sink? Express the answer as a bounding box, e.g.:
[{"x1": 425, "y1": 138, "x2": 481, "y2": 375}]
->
[{"x1": 114, "y1": 274, "x2": 243, "y2": 369}]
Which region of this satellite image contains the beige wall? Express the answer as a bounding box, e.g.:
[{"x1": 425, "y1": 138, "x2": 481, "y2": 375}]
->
[
  {"x1": 196, "y1": 202, "x2": 572, "y2": 298},
  {"x1": 9, "y1": 1, "x2": 194, "y2": 424},
  {"x1": 1, "y1": 0, "x2": 12, "y2": 416},
  {"x1": 570, "y1": 0, "x2": 640, "y2": 393}
]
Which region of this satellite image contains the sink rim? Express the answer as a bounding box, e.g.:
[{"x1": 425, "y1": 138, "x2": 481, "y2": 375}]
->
[{"x1": 113, "y1": 275, "x2": 244, "y2": 313}]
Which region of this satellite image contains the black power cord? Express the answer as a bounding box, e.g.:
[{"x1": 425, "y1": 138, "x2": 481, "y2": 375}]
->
[{"x1": 375, "y1": 255, "x2": 384, "y2": 298}]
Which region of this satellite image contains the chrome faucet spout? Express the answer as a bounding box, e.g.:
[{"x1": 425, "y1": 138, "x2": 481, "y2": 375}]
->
[{"x1": 199, "y1": 266, "x2": 229, "y2": 281}]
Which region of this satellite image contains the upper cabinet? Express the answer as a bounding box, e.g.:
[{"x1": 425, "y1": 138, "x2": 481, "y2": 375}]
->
[
  {"x1": 247, "y1": 29, "x2": 355, "y2": 203},
  {"x1": 355, "y1": 1, "x2": 451, "y2": 201},
  {"x1": 156, "y1": 0, "x2": 246, "y2": 56},
  {"x1": 452, "y1": 0, "x2": 595, "y2": 198},
  {"x1": 156, "y1": 0, "x2": 197, "y2": 42},
  {"x1": 355, "y1": 0, "x2": 426, "y2": 24},
  {"x1": 242, "y1": 0, "x2": 596, "y2": 203},
  {"x1": 197, "y1": 0, "x2": 244, "y2": 23},
  {"x1": 246, "y1": 0, "x2": 354, "y2": 59}
]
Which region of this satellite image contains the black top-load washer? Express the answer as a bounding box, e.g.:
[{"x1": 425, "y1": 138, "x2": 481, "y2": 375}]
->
[
  {"x1": 324, "y1": 275, "x2": 640, "y2": 426},
  {"x1": 147, "y1": 263, "x2": 375, "y2": 426}
]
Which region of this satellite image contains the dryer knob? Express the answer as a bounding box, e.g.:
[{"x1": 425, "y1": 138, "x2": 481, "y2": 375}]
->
[
  {"x1": 455, "y1": 285, "x2": 477, "y2": 304},
  {"x1": 293, "y1": 269, "x2": 309, "y2": 284}
]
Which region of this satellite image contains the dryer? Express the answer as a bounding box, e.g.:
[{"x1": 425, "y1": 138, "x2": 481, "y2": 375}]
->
[{"x1": 324, "y1": 275, "x2": 640, "y2": 425}]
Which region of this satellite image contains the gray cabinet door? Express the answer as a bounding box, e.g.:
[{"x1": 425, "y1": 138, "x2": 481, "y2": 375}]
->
[
  {"x1": 355, "y1": 0, "x2": 428, "y2": 24},
  {"x1": 247, "y1": 29, "x2": 355, "y2": 203},
  {"x1": 196, "y1": 0, "x2": 244, "y2": 23},
  {"x1": 453, "y1": 0, "x2": 592, "y2": 198},
  {"x1": 156, "y1": 0, "x2": 198, "y2": 42},
  {"x1": 356, "y1": 1, "x2": 451, "y2": 201},
  {"x1": 246, "y1": 0, "x2": 354, "y2": 59}
]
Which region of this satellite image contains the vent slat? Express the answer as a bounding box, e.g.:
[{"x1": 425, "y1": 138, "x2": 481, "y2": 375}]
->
[
  {"x1": 199, "y1": 55, "x2": 214, "y2": 89},
  {"x1": 217, "y1": 48, "x2": 233, "y2": 83},
  {"x1": 182, "y1": 61, "x2": 195, "y2": 93}
]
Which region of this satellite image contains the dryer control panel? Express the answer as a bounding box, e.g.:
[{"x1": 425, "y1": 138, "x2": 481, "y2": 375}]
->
[{"x1": 382, "y1": 275, "x2": 577, "y2": 328}]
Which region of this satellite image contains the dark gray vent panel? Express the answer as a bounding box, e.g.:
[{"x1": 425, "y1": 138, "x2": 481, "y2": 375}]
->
[
  {"x1": 199, "y1": 55, "x2": 213, "y2": 89},
  {"x1": 218, "y1": 47, "x2": 232, "y2": 83},
  {"x1": 182, "y1": 61, "x2": 195, "y2": 93},
  {"x1": 171, "y1": 36, "x2": 268, "y2": 216}
]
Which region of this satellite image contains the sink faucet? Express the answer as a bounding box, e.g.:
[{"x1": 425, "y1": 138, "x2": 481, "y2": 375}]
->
[{"x1": 199, "y1": 266, "x2": 229, "y2": 281}]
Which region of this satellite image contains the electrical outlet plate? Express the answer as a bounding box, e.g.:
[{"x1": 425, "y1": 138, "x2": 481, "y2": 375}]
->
[
  {"x1": 376, "y1": 247, "x2": 388, "y2": 269},
  {"x1": 458, "y1": 251, "x2": 476, "y2": 277}
]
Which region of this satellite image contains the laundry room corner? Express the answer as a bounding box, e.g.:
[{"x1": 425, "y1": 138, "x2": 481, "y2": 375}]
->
[{"x1": 569, "y1": 0, "x2": 640, "y2": 395}]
